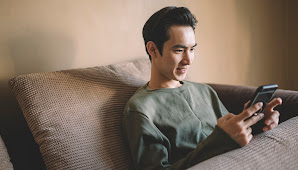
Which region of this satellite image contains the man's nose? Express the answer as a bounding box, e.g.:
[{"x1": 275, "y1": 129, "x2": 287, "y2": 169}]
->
[{"x1": 182, "y1": 51, "x2": 193, "y2": 65}]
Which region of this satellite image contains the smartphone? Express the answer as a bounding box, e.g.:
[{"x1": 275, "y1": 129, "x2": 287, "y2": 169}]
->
[{"x1": 246, "y1": 84, "x2": 278, "y2": 114}]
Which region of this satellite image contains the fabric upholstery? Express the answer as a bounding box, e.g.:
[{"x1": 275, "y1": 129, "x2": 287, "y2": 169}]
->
[
  {"x1": 8, "y1": 58, "x2": 298, "y2": 169},
  {"x1": 209, "y1": 83, "x2": 298, "y2": 123},
  {"x1": 0, "y1": 136, "x2": 13, "y2": 170},
  {"x1": 9, "y1": 59, "x2": 151, "y2": 169},
  {"x1": 188, "y1": 116, "x2": 298, "y2": 170}
]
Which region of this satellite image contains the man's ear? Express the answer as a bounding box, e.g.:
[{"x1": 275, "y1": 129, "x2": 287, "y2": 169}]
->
[{"x1": 146, "y1": 41, "x2": 160, "y2": 59}]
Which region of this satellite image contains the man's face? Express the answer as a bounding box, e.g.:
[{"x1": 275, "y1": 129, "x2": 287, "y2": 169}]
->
[{"x1": 153, "y1": 25, "x2": 196, "y2": 83}]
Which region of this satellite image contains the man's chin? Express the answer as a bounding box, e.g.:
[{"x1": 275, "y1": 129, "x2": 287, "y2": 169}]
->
[{"x1": 175, "y1": 75, "x2": 187, "y2": 81}]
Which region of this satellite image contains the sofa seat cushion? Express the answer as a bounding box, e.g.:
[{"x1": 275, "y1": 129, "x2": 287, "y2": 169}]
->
[
  {"x1": 0, "y1": 136, "x2": 13, "y2": 170},
  {"x1": 189, "y1": 116, "x2": 298, "y2": 169},
  {"x1": 9, "y1": 59, "x2": 151, "y2": 169}
]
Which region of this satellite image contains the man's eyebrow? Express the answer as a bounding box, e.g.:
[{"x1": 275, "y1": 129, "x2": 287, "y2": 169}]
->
[{"x1": 172, "y1": 43, "x2": 197, "y2": 49}]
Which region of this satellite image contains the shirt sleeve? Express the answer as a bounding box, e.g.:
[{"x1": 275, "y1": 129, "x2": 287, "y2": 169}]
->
[
  {"x1": 124, "y1": 110, "x2": 240, "y2": 170},
  {"x1": 205, "y1": 84, "x2": 230, "y2": 118}
]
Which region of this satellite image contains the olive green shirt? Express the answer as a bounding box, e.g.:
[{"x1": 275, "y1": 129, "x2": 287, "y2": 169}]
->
[{"x1": 124, "y1": 81, "x2": 240, "y2": 169}]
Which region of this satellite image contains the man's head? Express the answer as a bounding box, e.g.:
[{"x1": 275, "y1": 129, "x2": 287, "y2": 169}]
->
[
  {"x1": 143, "y1": 7, "x2": 197, "y2": 88},
  {"x1": 142, "y1": 6, "x2": 197, "y2": 60}
]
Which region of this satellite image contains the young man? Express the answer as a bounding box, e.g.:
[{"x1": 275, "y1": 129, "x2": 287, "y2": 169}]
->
[{"x1": 124, "y1": 6, "x2": 282, "y2": 169}]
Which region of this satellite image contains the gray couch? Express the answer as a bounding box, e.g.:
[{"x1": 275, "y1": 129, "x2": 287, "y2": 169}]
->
[{"x1": 2, "y1": 59, "x2": 298, "y2": 169}]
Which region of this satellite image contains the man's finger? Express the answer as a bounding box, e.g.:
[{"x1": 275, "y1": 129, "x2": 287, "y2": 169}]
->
[
  {"x1": 237, "y1": 102, "x2": 263, "y2": 121},
  {"x1": 247, "y1": 127, "x2": 252, "y2": 135},
  {"x1": 263, "y1": 122, "x2": 278, "y2": 131},
  {"x1": 265, "y1": 97, "x2": 282, "y2": 112},
  {"x1": 244, "y1": 112, "x2": 264, "y2": 127},
  {"x1": 264, "y1": 111, "x2": 280, "y2": 125},
  {"x1": 243, "y1": 100, "x2": 251, "y2": 110}
]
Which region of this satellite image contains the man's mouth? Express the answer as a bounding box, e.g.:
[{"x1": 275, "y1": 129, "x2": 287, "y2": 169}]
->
[
  {"x1": 176, "y1": 67, "x2": 187, "y2": 73},
  {"x1": 177, "y1": 67, "x2": 187, "y2": 70}
]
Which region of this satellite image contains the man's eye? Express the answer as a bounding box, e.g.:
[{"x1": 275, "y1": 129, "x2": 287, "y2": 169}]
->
[
  {"x1": 175, "y1": 49, "x2": 183, "y2": 52},
  {"x1": 190, "y1": 48, "x2": 195, "y2": 51}
]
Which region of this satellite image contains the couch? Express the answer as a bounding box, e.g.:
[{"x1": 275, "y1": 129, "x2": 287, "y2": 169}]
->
[{"x1": 1, "y1": 58, "x2": 297, "y2": 169}]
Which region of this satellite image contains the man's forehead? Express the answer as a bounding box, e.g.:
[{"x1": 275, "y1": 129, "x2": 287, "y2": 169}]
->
[{"x1": 167, "y1": 25, "x2": 196, "y2": 47}]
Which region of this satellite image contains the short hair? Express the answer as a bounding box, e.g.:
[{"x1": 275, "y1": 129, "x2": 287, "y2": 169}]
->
[{"x1": 142, "y1": 6, "x2": 198, "y2": 60}]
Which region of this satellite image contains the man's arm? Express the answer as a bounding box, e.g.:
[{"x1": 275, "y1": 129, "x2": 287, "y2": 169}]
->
[
  {"x1": 124, "y1": 111, "x2": 240, "y2": 170},
  {"x1": 124, "y1": 84, "x2": 282, "y2": 169}
]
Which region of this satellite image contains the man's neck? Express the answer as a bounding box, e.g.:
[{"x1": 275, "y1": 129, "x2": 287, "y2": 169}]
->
[{"x1": 148, "y1": 78, "x2": 182, "y2": 90}]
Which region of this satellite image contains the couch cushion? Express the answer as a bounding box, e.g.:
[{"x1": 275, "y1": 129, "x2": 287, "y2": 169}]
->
[
  {"x1": 189, "y1": 116, "x2": 298, "y2": 169},
  {"x1": 0, "y1": 136, "x2": 13, "y2": 170},
  {"x1": 209, "y1": 83, "x2": 298, "y2": 123},
  {"x1": 9, "y1": 59, "x2": 151, "y2": 169}
]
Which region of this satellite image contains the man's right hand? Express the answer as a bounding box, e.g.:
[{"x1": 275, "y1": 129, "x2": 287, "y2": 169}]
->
[{"x1": 217, "y1": 102, "x2": 264, "y2": 147}]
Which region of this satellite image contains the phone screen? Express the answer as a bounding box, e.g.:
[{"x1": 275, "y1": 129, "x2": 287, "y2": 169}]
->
[
  {"x1": 247, "y1": 84, "x2": 278, "y2": 134},
  {"x1": 247, "y1": 84, "x2": 278, "y2": 114},
  {"x1": 251, "y1": 91, "x2": 275, "y2": 112}
]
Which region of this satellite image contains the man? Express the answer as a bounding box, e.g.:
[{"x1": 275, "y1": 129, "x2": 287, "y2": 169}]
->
[{"x1": 123, "y1": 6, "x2": 282, "y2": 169}]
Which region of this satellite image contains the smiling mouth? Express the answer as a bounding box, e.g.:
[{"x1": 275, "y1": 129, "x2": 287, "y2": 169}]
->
[
  {"x1": 176, "y1": 67, "x2": 187, "y2": 74},
  {"x1": 177, "y1": 67, "x2": 187, "y2": 70}
]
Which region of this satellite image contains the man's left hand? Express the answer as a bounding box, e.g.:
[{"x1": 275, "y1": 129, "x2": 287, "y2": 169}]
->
[{"x1": 262, "y1": 97, "x2": 282, "y2": 131}]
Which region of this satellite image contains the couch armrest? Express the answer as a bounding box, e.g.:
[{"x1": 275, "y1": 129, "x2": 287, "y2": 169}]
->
[
  {"x1": 208, "y1": 84, "x2": 298, "y2": 123},
  {"x1": 0, "y1": 136, "x2": 13, "y2": 170}
]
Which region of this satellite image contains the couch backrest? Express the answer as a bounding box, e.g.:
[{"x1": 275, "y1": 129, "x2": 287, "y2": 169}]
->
[
  {"x1": 9, "y1": 59, "x2": 151, "y2": 169},
  {"x1": 209, "y1": 83, "x2": 298, "y2": 123}
]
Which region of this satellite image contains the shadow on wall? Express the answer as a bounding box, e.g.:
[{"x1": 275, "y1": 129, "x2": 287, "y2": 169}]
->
[
  {"x1": 0, "y1": 32, "x2": 75, "y2": 170},
  {"x1": 235, "y1": 1, "x2": 288, "y2": 88},
  {"x1": 9, "y1": 32, "x2": 75, "y2": 75}
]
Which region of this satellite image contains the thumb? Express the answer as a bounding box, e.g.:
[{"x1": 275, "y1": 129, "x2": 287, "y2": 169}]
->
[{"x1": 221, "y1": 113, "x2": 235, "y2": 121}]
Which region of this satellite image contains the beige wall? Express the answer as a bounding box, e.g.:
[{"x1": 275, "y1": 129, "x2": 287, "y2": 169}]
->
[
  {"x1": 0, "y1": 0, "x2": 297, "y2": 92},
  {"x1": 189, "y1": 0, "x2": 289, "y2": 89},
  {"x1": 288, "y1": 0, "x2": 298, "y2": 91}
]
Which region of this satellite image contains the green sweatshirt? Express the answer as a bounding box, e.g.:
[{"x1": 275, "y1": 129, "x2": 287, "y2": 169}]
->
[{"x1": 123, "y1": 81, "x2": 240, "y2": 169}]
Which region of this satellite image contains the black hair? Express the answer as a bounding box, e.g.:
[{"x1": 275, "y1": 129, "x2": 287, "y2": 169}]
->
[{"x1": 142, "y1": 6, "x2": 197, "y2": 60}]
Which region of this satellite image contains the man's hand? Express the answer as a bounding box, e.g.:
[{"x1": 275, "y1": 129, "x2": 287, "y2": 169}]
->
[
  {"x1": 217, "y1": 102, "x2": 265, "y2": 147},
  {"x1": 262, "y1": 97, "x2": 282, "y2": 131},
  {"x1": 243, "y1": 97, "x2": 282, "y2": 131},
  {"x1": 217, "y1": 97, "x2": 282, "y2": 147}
]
